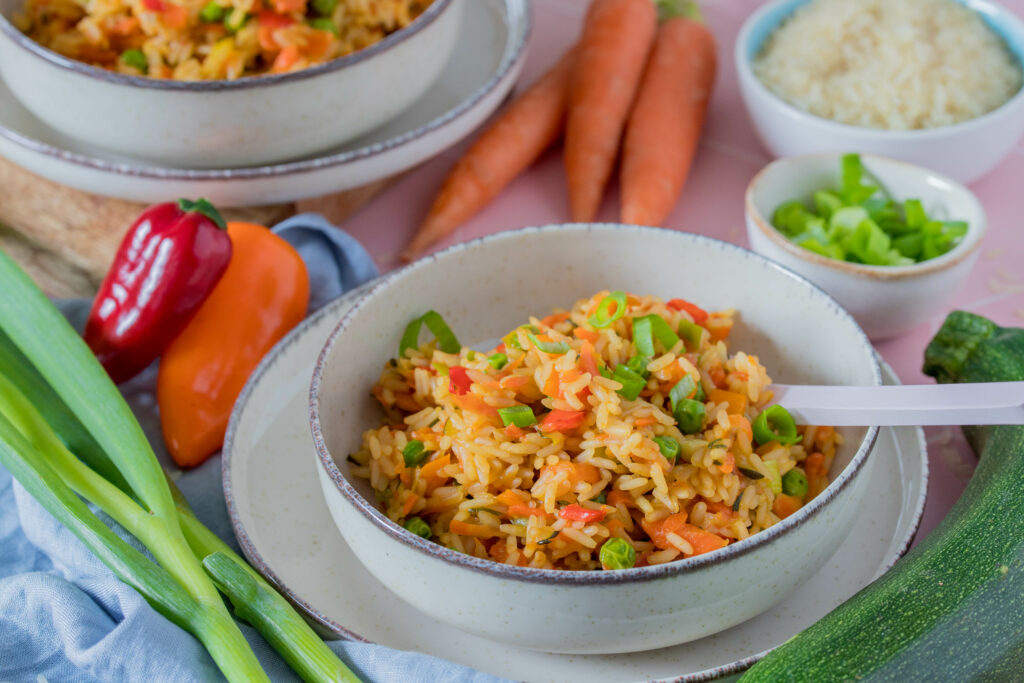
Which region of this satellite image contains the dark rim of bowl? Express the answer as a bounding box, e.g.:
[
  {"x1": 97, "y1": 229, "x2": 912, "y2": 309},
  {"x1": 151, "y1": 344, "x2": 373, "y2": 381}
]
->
[
  {"x1": 308, "y1": 223, "x2": 883, "y2": 587},
  {"x1": 745, "y1": 152, "x2": 988, "y2": 281},
  {"x1": 0, "y1": 0, "x2": 531, "y2": 180},
  {"x1": 735, "y1": 0, "x2": 1024, "y2": 138},
  {"x1": 0, "y1": 0, "x2": 452, "y2": 91}
]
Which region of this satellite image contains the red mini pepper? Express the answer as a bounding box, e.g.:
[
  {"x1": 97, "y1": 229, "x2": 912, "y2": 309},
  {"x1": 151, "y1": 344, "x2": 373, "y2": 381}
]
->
[
  {"x1": 84, "y1": 199, "x2": 232, "y2": 384},
  {"x1": 449, "y1": 366, "x2": 472, "y2": 395},
  {"x1": 667, "y1": 298, "x2": 708, "y2": 324}
]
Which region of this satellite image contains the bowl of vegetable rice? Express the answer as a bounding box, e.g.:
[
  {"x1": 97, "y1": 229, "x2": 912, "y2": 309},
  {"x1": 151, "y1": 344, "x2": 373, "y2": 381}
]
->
[
  {"x1": 745, "y1": 153, "x2": 987, "y2": 340},
  {"x1": 0, "y1": 0, "x2": 463, "y2": 166},
  {"x1": 735, "y1": 0, "x2": 1024, "y2": 183},
  {"x1": 309, "y1": 223, "x2": 882, "y2": 654}
]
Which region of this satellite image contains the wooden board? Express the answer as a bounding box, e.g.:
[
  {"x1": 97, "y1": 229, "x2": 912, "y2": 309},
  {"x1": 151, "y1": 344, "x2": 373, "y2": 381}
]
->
[{"x1": 0, "y1": 155, "x2": 393, "y2": 297}]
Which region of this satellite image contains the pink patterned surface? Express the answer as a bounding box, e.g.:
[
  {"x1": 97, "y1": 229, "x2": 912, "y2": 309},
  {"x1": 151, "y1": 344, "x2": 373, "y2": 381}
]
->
[{"x1": 342, "y1": 0, "x2": 1024, "y2": 541}]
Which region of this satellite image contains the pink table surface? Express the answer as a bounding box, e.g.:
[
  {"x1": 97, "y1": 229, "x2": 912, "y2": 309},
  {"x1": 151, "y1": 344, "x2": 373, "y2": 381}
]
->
[{"x1": 342, "y1": 0, "x2": 1024, "y2": 543}]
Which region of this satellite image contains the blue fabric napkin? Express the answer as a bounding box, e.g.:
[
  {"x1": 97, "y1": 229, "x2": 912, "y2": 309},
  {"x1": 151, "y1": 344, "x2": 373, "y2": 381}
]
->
[{"x1": 0, "y1": 215, "x2": 508, "y2": 683}]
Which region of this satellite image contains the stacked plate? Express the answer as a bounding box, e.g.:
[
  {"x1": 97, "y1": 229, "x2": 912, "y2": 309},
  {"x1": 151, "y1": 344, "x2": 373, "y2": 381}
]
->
[{"x1": 0, "y1": 0, "x2": 530, "y2": 206}]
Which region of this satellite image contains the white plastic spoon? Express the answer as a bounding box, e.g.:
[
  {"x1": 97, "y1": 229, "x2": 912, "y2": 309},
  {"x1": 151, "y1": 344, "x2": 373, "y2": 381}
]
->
[{"x1": 769, "y1": 381, "x2": 1024, "y2": 426}]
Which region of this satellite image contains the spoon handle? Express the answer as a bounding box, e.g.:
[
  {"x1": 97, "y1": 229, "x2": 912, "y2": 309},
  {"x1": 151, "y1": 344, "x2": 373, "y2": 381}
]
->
[{"x1": 770, "y1": 381, "x2": 1024, "y2": 426}]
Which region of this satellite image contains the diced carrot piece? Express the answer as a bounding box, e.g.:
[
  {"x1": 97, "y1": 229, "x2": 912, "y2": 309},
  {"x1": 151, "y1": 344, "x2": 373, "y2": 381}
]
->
[
  {"x1": 162, "y1": 3, "x2": 188, "y2": 28},
  {"x1": 805, "y1": 452, "x2": 826, "y2": 479},
  {"x1": 634, "y1": 417, "x2": 657, "y2": 428},
  {"x1": 731, "y1": 414, "x2": 753, "y2": 441},
  {"x1": 678, "y1": 523, "x2": 728, "y2": 556},
  {"x1": 272, "y1": 44, "x2": 300, "y2": 73},
  {"x1": 708, "y1": 389, "x2": 748, "y2": 415},
  {"x1": 419, "y1": 453, "x2": 451, "y2": 490},
  {"x1": 401, "y1": 494, "x2": 418, "y2": 517},
  {"x1": 773, "y1": 493, "x2": 802, "y2": 519},
  {"x1": 452, "y1": 393, "x2": 499, "y2": 418},
  {"x1": 540, "y1": 312, "x2": 571, "y2": 327},
  {"x1": 505, "y1": 425, "x2": 527, "y2": 440},
  {"x1": 500, "y1": 374, "x2": 530, "y2": 390},
  {"x1": 540, "y1": 461, "x2": 601, "y2": 484},
  {"x1": 578, "y1": 340, "x2": 599, "y2": 377},
  {"x1": 705, "y1": 314, "x2": 733, "y2": 342},
  {"x1": 272, "y1": 0, "x2": 305, "y2": 12},
  {"x1": 607, "y1": 490, "x2": 634, "y2": 508},
  {"x1": 704, "y1": 500, "x2": 737, "y2": 521},
  {"x1": 641, "y1": 511, "x2": 689, "y2": 550},
  {"x1": 507, "y1": 504, "x2": 548, "y2": 518},
  {"x1": 718, "y1": 451, "x2": 735, "y2": 474},
  {"x1": 573, "y1": 327, "x2": 600, "y2": 343},
  {"x1": 709, "y1": 366, "x2": 727, "y2": 390},
  {"x1": 496, "y1": 489, "x2": 529, "y2": 507},
  {"x1": 304, "y1": 28, "x2": 333, "y2": 60},
  {"x1": 393, "y1": 392, "x2": 421, "y2": 413},
  {"x1": 542, "y1": 369, "x2": 561, "y2": 398},
  {"x1": 449, "y1": 519, "x2": 500, "y2": 538}
]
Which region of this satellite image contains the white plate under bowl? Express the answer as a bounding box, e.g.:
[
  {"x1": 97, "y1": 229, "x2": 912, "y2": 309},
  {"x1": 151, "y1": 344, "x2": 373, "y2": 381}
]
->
[
  {"x1": 0, "y1": 0, "x2": 528, "y2": 207},
  {"x1": 223, "y1": 287, "x2": 929, "y2": 683}
]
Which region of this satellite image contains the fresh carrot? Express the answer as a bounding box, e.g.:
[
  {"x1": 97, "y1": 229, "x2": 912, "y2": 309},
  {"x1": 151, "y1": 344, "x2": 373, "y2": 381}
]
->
[
  {"x1": 540, "y1": 461, "x2": 601, "y2": 485},
  {"x1": 607, "y1": 490, "x2": 635, "y2": 508},
  {"x1": 401, "y1": 493, "x2": 419, "y2": 517},
  {"x1": 419, "y1": 453, "x2": 451, "y2": 487},
  {"x1": 573, "y1": 327, "x2": 600, "y2": 343},
  {"x1": 540, "y1": 312, "x2": 571, "y2": 327},
  {"x1": 271, "y1": 44, "x2": 300, "y2": 73},
  {"x1": 564, "y1": 0, "x2": 657, "y2": 222},
  {"x1": 805, "y1": 452, "x2": 826, "y2": 479},
  {"x1": 402, "y1": 48, "x2": 578, "y2": 260},
  {"x1": 620, "y1": 2, "x2": 716, "y2": 226},
  {"x1": 578, "y1": 341, "x2": 599, "y2": 377},
  {"x1": 451, "y1": 393, "x2": 499, "y2": 418}
]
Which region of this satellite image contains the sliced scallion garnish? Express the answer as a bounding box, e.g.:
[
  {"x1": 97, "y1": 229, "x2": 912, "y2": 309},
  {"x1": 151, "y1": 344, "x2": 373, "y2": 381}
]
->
[{"x1": 588, "y1": 291, "x2": 627, "y2": 329}]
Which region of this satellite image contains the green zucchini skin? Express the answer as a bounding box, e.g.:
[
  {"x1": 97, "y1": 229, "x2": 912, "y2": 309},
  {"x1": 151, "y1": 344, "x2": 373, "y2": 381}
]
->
[{"x1": 741, "y1": 311, "x2": 1024, "y2": 682}]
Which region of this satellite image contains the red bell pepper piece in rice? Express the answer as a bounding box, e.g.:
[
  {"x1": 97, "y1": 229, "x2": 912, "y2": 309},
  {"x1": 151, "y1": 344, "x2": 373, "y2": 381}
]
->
[
  {"x1": 83, "y1": 199, "x2": 231, "y2": 384},
  {"x1": 559, "y1": 504, "x2": 607, "y2": 523},
  {"x1": 540, "y1": 409, "x2": 587, "y2": 433},
  {"x1": 449, "y1": 366, "x2": 472, "y2": 395},
  {"x1": 667, "y1": 298, "x2": 709, "y2": 324}
]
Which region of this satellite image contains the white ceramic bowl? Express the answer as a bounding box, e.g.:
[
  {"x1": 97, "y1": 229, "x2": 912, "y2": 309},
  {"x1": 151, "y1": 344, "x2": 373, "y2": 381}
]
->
[
  {"x1": 309, "y1": 224, "x2": 882, "y2": 655},
  {"x1": 745, "y1": 153, "x2": 987, "y2": 341},
  {"x1": 0, "y1": 0, "x2": 462, "y2": 168},
  {"x1": 735, "y1": 0, "x2": 1024, "y2": 183}
]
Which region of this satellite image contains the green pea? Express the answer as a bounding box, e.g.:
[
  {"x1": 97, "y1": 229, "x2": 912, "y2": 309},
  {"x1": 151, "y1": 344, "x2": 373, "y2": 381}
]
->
[
  {"x1": 600, "y1": 537, "x2": 636, "y2": 570},
  {"x1": 674, "y1": 398, "x2": 706, "y2": 434},
  {"x1": 404, "y1": 516, "x2": 431, "y2": 539},
  {"x1": 120, "y1": 49, "x2": 148, "y2": 73},
  {"x1": 308, "y1": 17, "x2": 339, "y2": 35},
  {"x1": 199, "y1": 1, "x2": 225, "y2": 23},
  {"x1": 402, "y1": 440, "x2": 427, "y2": 467},
  {"x1": 782, "y1": 468, "x2": 809, "y2": 498},
  {"x1": 311, "y1": 0, "x2": 338, "y2": 15}
]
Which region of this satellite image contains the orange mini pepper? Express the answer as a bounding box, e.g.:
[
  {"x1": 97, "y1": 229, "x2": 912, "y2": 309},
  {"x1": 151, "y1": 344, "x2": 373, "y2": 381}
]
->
[{"x1": 157, "y1": 222, "x2": 309, "y2": 467}]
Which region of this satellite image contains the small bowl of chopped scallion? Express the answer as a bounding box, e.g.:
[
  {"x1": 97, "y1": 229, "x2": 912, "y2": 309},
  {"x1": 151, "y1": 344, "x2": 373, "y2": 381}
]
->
[{"x1": 745, "y1": 153, "x2": 986, "y2": 340}]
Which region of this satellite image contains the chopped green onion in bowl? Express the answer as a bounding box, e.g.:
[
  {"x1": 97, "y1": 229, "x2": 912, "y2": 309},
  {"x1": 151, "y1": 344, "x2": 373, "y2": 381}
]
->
[{"x1": 771, "y1": 154, "x2": 968, "y2": 266}]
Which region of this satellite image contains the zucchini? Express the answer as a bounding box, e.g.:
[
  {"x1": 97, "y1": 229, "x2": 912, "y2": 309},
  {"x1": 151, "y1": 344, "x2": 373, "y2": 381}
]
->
[{"x1": 742, "y1": 311, "x2": 1024, "y2": 681}]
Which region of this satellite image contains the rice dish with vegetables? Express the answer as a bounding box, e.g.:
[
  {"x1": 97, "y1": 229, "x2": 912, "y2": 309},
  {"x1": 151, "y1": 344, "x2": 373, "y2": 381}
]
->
[
  {"x1": 16, "y1": 0, "x2": 433, "y2": 79},
  {"x1": 752, "y1": 0, "x2": 1022, "y2": 130},
  {"x1": 350, "y1": 292, "x2": 839, "y2": 571}
]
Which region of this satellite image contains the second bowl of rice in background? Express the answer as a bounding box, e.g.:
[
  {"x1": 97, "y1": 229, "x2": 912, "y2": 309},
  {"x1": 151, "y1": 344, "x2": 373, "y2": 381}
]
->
[
  {"x1": 735, "y1": 0, "x2": 1024, "y2": 183},
  {"x1": 0, "y1": 0, "x2": 462, "y2": 166},
  {"x1": 310, "y1": 224, "x2": 882, "y2": 654}
]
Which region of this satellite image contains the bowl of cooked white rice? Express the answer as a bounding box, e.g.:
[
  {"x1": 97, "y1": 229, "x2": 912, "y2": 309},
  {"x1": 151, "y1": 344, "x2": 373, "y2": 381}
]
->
[
  {"x1": 736, "y1": 0, "x2": 1024, "y2": 183},
  {"x1": 310, "y1": 224, "x2": 882, "y2": 654}
]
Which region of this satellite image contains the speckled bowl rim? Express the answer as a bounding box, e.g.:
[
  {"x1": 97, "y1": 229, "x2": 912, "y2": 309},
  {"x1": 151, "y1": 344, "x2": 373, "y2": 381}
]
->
[
  {"x1": 745, "y1": 152, "x2": 988, "y2": 281},
  {"x1": 0, "y1": 0, "x2": 453, "y2": 91},
  {"x1": 309, "y1": 223, "x2": 883, "y2": 587},
  {"x1": 734, "y1": 0, "x2": 1024, "y2": 139},
  {"x1": 221, "y1": 289, "x2": 925, "y2": 680},
  {"x1": 0, "y1": 0, "x2": 530, "y2": 179}
]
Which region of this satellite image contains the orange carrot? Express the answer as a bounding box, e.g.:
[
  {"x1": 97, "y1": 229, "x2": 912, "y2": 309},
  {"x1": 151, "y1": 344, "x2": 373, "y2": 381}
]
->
[
  {"x1": 678, "y1": 523, "x2": 728, "y2": 556},
  {"x1": 540, "y1": 312, "x2": 571, "y2": 327},
  {"x1": 565, "y1": 0, "x2": 657, "y2": 222},
  {"x1": 496, "y1": 489, "x2": 530, "y2": 507},
  {"x1": 620, "y1": 5, "x2": 716, "y2": 226},
  {"x1": 773, "y1": 493, "x2": 802, "y2": 519},
  {"x1": 578, "y1": 341, "x2": 599, "y2": 377},
  {"x1": 607, "y1": 490, "x2": 635, "y2": 508},
  {"x1": 573, "y1": 327, "x2": 600, "y2": 343},
  {"x1": 449, "y1": 520, "x2": 500, "y2": 539},
  {"x1": 634, "y1": 417, "x2": 657, "y2": 428},
  {"x1": 640, "y1": 511, "x2": 689, "y2": 550},
  {"x1": 402, "y1": 48, "x2": 577, "y2": 260},
  {"x1": 401, "y1": 493, "x2": 419, "y2": 517},
  {"x1": 708, "y1": 388, "x2": 748, "y2": 415},
  {"x1": 507, "y1": 504, "x2": 549, "y2": 518}
]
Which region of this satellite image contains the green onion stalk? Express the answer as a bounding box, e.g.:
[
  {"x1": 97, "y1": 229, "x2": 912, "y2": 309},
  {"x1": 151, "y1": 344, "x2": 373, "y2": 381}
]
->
[{"x1": 0, "y1": 249, "x2": 359, "y2": 683}]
